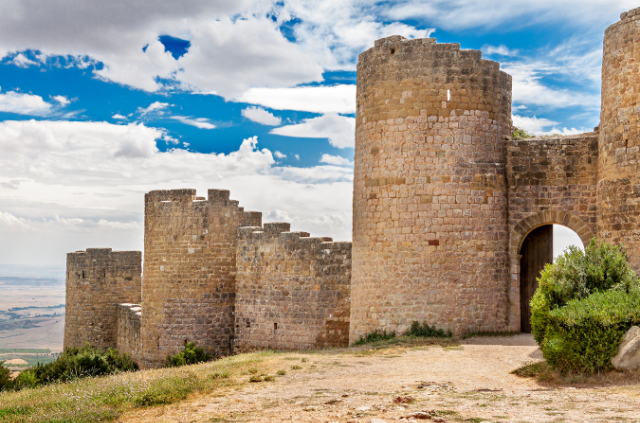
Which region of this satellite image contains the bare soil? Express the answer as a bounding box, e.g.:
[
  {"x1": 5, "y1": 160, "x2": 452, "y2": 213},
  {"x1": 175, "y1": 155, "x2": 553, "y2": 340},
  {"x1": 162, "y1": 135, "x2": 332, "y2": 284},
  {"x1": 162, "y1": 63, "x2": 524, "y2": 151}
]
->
[{"x1": 120, "y1": 334, "x2": 640, "y2": 422}]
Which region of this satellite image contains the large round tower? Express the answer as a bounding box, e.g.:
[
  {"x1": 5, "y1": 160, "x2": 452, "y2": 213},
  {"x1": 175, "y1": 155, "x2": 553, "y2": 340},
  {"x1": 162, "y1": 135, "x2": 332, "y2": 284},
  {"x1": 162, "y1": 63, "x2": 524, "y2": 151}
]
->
[
  {"x1": 350, "y1": 36, "x2": 513, "y2": 342},
  {"x1": 598, "y1": 8, "x2": 640, "y2": 271}
]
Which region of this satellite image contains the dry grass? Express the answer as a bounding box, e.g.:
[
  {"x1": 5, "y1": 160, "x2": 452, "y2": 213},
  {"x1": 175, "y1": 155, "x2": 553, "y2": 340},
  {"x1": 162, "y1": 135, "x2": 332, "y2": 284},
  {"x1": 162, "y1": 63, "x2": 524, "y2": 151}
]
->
[{"x1": 512, "y1": 360, "x2": 640, "y2": 388}]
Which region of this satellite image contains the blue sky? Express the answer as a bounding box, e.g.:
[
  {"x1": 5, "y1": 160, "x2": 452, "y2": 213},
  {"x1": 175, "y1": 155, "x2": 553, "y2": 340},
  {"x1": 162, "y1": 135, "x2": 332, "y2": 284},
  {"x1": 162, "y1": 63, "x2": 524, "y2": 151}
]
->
[{"x1": 0, "y1": 0, "x2": 635, "y2": 266}]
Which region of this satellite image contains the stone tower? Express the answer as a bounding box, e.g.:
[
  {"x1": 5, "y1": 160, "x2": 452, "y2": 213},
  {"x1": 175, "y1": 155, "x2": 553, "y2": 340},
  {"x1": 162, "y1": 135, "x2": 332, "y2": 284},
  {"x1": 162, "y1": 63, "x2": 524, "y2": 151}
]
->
[
  {"x1": 350, "y1": 36, "x2": 513, "y2": 342},
  {"x1": 598, "y1": 7, "x2": 640, "y2": 271},
  {"x1": 140, "y1": 189, "x2": 261, "y2": 368},
  {"x1": 64, "y1": 248, "x2": 141, "y2": 350}
]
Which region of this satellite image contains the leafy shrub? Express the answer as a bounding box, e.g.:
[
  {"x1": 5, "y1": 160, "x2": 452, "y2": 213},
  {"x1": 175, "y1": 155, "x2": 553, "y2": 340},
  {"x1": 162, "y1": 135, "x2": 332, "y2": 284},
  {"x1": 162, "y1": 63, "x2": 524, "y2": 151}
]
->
[
  {"x1": 404, "y1": 321, "x2": 452, "y2": 338},
  {"x1": 249, "y1": 375, "x2": 263, "y2": 382},
  {"x1": 210, "y1": 370, "x2": 229, "y2": 379},
  {"x1": 353, "y1": 330, "x2": 396, "y2": 345},
  {"x1": 513, "y1": 128, "x2": 533, "y2": 140},
  {"x1": 0, "y1": 361, "x2": 12, "y2": 392},
  {"x1": 165, "y1": 342, "x2": 211, "y2": 368},
  {"x1": 531, "y1": 240, "x2": 639, "y2": 344},
  {"x1": 6, "y1": 343, "x2": 137, "y2": 391},
  {"x1": 543, "y1": 289, "x2": 640, "y2": 373},
  {"x1": 530, "y1": 239, "x2": 640, "y2": 373},
  {"x1": 277, "y1": 370, "x2": 286, "y2": 376}
]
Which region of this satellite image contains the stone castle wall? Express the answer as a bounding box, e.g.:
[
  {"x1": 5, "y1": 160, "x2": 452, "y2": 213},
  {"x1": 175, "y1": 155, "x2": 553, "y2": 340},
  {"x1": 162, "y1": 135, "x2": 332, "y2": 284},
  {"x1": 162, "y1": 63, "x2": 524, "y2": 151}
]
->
[
  {"x1": 235, "y1": 223, "x2": 351, "y2": 351},
  {"x1": 116, "y1": 303, "x2": 142, "y2": 364},
  {"x1": 64, "y1": 248, "x2": 141, "y2": 351},
  {"x1": 351, "y1": 35, "x2": 513, "y2": 340},
  {"x1": 140, "y1": 189, "x2": 261, "y2": 368},
  {"x1": 599, "y1": 8, "x2": 640, "y2": 272},
  {"x1": 505, "y1": 134, "x2": 599, "y2": 328}
]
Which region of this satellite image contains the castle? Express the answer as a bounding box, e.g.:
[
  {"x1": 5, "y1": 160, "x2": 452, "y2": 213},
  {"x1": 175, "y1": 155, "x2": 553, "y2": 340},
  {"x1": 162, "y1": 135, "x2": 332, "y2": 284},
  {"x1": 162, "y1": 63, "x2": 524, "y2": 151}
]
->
[{"x1": 65, "y1": 9, "x2": 640, "y2": 368}]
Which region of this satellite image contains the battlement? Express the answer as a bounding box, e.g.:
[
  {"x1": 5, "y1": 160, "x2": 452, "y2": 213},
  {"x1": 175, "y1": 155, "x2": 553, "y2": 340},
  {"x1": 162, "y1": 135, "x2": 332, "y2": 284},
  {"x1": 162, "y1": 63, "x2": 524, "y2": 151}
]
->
[
  {"x1": 620, "y1": 7, "x2": 640, "y2": 20},
  {"x1": 236, "y1": 222, "x2": 351, "y2": 351},
  {"x1": 64, "y1": 248, "x2": 141, "y2": 351}
]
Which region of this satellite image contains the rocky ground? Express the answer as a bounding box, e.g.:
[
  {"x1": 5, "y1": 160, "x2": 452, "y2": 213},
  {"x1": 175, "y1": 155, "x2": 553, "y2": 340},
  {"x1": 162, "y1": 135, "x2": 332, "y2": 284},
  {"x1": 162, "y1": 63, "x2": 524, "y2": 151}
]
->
[{"x1": 121, "y1": 334, "x2": 640, "y2": 422}]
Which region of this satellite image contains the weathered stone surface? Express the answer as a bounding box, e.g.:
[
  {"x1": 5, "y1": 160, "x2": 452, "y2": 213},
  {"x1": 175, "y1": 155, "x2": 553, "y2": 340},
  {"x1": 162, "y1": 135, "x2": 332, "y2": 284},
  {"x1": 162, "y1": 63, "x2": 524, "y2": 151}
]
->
[
  {"x1": 351, "y1": 35, "x2": 513, "y2": 340},
  {"x1": 64, "y1": 248, "x2": 141, "y2": 351},
  {"x1": 116, "y1": 303, "x2": 142, "y2": 365},
  {"x1": 235, "y1": 224, "x2": 351, "y2": 351},
  {"x1": 612, "y1": 326, "x2": 640, "y2": 371}
]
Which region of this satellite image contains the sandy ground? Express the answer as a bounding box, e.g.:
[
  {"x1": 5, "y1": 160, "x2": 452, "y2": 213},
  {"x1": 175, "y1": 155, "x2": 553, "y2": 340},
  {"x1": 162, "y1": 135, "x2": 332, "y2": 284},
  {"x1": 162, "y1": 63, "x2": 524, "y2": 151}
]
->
[
  {"x1": 3, "y1": 358, "x2": 28, "y2": 365},
  {"x1": 121, "y1": 334, "x2": 640, "y2": 423}
]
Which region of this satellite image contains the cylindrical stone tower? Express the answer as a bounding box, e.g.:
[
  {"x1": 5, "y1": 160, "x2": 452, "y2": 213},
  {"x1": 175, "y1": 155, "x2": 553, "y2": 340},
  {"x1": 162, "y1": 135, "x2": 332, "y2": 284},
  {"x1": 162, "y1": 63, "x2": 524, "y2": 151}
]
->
[
  {"x1": 598, "y1": 7, "x2": 640, "y2": 271},
  {"x1": 350, "y1": 36, "x2": 513, "y2": 342}
]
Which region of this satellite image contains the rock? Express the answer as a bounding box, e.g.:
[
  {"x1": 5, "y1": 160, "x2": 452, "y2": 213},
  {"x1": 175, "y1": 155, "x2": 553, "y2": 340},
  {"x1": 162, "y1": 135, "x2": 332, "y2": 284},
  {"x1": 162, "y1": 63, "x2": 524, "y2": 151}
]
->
[
  {"x1": 356, "y1": 406, "x2": 371, "y2": 412},
  {"x1": 393, "y1": 396, "x2": 415, "y2": 404},
  {"x1": 400, "y1": 412, "x2": 432, "y2": 420},
  {"x1": 612, "y1": 326, "x2": 640, "y2": 371}
]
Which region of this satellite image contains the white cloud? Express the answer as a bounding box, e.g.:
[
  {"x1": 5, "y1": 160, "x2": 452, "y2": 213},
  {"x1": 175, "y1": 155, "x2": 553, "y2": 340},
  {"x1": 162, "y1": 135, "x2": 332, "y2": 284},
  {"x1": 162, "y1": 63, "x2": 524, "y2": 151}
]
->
[
  {"x1": 52, "y1": 95, "x2": 70, "y2": 106},
  {"x1": 10, "y1": 53, "x2": 38, "y2": 68},
  {"x1": 112, "y1": 114, "x2": 126, "y2": 120},
  {"x1": 271, "y1": 113, "x2": 355, "y2": 148},
  {"x1": 0, "y1": 90, "x2": 53, "y2": 116},
  {"x1": 513, "y1": 114, "x2": 588, "y2": 136},
  {"x1": 274, "y1": 151, "x2": 286, "y2": 159},
  {"x1": 553, "y1": 224, "x2": 584, "y2": 259},
  {"x1": 320, "y1": 154, "x2": 353, "y2": 166},
  {"x1": 0, "y1": 119, "x2": 352, "y2": 265},
  {"x1": 171, "y1": 116, "x2": 216, "y2": 129},
  {"x1": 482, "y1": 44, "x2": 518, "y2": 56},
  {"x1": 241, "y1": 106, "x2": 281, "y2": 126},
  {"x1": 138, "y1": 101, "x2": 170, "y2": 116},
  {"x1": 295, "y1": 154, "x2": 300, "y2": 160},
  {"x1": 238, "y1": 85, "x2": 356, "y2": 114}
]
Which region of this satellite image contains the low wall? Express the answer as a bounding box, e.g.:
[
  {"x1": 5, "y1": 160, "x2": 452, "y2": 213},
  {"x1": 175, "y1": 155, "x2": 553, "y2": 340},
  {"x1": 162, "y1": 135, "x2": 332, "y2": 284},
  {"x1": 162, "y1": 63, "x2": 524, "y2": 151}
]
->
[
  {"x1": 235, "y1": 223, "x2": 351, "y2": 351},
  {"x1": 116, "y1": 303, "x2": 142, "y2": 365}
]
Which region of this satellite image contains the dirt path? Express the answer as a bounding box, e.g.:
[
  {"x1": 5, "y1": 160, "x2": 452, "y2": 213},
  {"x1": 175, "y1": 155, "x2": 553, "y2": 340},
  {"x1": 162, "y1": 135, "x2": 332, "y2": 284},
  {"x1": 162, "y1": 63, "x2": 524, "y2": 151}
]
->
[{"x1": 123, "y1": 334, "x2": 640, "y2": 422}]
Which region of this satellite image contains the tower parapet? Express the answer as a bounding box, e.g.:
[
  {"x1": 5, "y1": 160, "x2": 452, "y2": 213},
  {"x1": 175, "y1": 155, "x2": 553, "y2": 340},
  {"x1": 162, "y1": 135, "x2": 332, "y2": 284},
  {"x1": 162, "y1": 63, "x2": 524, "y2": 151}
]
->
[
  {"x1": 598, "y1": 8, "x2": 640, "y2": 271},
  {"x1": 351, "y1": 36, "x2": 513, "y2": 341},
  {"x1": 64, "y1": 248, "x2": 141, "y2": 351},
  {"x1": 140, "y1": 188, "x2": 261, "y2": 368}
]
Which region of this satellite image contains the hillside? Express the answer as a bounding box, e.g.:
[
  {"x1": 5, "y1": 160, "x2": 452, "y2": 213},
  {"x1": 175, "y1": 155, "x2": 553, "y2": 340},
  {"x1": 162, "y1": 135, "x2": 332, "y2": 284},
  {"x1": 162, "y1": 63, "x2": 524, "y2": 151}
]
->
[{"x1": 2, "y1": 334, "x2": 640, "y2": 422}]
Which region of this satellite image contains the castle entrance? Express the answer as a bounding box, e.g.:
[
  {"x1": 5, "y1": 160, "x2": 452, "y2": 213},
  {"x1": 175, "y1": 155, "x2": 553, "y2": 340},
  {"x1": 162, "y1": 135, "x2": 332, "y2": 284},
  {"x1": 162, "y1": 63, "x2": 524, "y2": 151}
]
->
[{"x1": 519, "y1": 225, "x2": 553, "y2": 333}]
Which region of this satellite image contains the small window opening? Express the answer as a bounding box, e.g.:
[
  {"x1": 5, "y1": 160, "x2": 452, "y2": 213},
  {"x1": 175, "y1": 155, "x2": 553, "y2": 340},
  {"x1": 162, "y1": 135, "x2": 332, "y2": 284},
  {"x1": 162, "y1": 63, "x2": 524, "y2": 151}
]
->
[
  {"x1": 246, "y1": 321, "x2": 251, "y2": 328},
  {"x1": 447, "y1": 89, "x2": 451, "y2": 101},
  {"x1": 82, "y1": 271, "x2": 85, "y2": 279},
  {"x1": 390, "y1": 48, "x2": 395, "y2": 55},
  {"x1": 102, "y1": 269, "x2": 106, "y2": 278},
  {"x1": 274, "y1": 322, "x2": 278, "y2": 330}
]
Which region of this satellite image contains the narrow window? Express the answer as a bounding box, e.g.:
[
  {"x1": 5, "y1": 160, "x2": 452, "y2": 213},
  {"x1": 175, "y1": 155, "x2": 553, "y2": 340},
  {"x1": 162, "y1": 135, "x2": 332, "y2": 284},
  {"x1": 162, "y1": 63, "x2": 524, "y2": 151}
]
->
[
  {"x1": 82, "y1": 271, "x2": 85, "y2": 279},
  {"x1": 390, "y1": 48, "x2": 395, "y2": 55},
  {"x1": 274, "y1": 322, "x2": 278, "y2": 330}
]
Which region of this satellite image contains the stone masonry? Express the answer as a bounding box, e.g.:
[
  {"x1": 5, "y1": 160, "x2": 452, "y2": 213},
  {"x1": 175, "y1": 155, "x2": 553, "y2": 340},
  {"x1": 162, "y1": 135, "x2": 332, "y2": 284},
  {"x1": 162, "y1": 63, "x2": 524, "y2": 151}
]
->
[
  {"x1": 64, "y1": 248, "x2": 141, "y2": 351},
  {"x1": 235, "y1": 223, "x2": 351, "y2": 351},
  {"x1": 64, "y1": 8, "x2": 640, "y2": 362}
]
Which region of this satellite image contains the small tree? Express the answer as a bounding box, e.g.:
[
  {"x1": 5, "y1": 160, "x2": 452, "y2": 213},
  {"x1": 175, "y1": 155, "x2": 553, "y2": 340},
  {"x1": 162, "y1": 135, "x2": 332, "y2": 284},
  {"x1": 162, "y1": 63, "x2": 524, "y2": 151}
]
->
[{"x1": 165, "y1": 342, "x2": 211, "y2": 368}]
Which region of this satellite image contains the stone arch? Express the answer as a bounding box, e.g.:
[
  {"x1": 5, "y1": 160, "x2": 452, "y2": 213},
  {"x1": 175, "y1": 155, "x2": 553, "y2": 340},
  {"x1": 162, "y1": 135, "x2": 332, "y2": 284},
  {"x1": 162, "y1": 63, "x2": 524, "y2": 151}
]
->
[
  {"x1": 507, "y1": 211, "x2": 595, "y2": 332},
  {"x1": 510, "y1": 211, "x2": 595, "y2": 256}
]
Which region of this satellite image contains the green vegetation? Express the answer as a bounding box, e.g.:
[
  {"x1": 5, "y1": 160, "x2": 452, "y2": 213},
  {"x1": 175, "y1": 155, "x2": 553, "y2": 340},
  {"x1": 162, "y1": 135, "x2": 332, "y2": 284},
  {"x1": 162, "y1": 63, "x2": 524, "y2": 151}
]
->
[
  {"x1": 354, "y1": 321, "x2": 452, "y2": 345},
  {"x1": 462, "y1": 331, "x2": 519, "y2": 339},
  {"x1": 0, "y1": 350, "x2": 276, "y2": 422},
  {"x1": 405, "y1": 321, "x2": 452, "y2": 338},
  {"x1": 1, "y1": 343, "x2": 136, "y2": 392},
  {"x1": 0, "y1": 361, "x2": 12, "y2": 392},
  {"x1": 530, "y1": 239, "x2": 640, "y2": 373},
  {"x1": 513, "y1": 128, "x2": 533, "y2": 140},
  {"x1": 165, "y1": 342, "x2": 211, "y2": 368}
]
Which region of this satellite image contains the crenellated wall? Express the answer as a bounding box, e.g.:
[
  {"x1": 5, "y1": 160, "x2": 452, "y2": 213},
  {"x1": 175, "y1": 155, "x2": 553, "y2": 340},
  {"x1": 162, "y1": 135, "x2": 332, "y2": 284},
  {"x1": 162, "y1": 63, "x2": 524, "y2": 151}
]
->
[
  {"x1": 235, "y1": 223, "x2": 351, "y2": 351},
  {"x1": 64, "y1": 248, "x2": 141, "y2": 351},
  {"x1": 140, "y1": 188, "x2": 261, "y2": 368}
]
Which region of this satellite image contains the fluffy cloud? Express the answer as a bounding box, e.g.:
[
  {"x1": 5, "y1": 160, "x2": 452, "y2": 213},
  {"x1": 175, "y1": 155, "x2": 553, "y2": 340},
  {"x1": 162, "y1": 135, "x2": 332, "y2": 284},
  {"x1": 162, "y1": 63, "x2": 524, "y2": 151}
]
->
[
  {"x1": 10, "y1": 53, "x2": 37, "y2": 68},
  {"x1": 171, "y1": 116, "x2": 216, "y2": 129},
  {"x1": 482, "y1": 44, "x2": 518, "y2": 56},
  {"x1": 238, "y1": 85, "x2": 356, "y2": 114},
  {"x1": 241, "y1": 107, "x2": 282, "y2": 126},
  {"x1": 271, "y1": 113, "x2": 355, "y2": 148},
  {"x1": 0, "y1": 90, "x2": 53, "y2": 116},
  {"x1": 513, "y1": 114, "x2": 588, "y2": 136},
  {"x1": 138, "y1": 101, "x2": 171, "y2": 116},
  {"x1": 52, "y1": 95, "x2": 70, "y2": 106},
  {"x1": 0, "y1": 119, "x2": 352, "y2": 264},
  {"x1": 320, "y1": 154, "x2": 353, "y2": 166}
]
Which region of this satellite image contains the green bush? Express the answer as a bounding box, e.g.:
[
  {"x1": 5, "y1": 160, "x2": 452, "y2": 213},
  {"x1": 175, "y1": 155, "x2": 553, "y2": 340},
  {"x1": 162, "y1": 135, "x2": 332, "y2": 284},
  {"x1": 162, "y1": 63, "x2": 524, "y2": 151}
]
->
[
  {"x1": 0, "y1": 361, "x2": 12, "y2": 392},
  {"x1": 543, "y1": 289, "x2": 640, "y2": 373},
  {"x1": 6, "y1": 343, "x2": 137, "y2": 391},
  {"x1": 404, "y1": 321, "x2": 452, "y2": 338},
  {"x1": 165, "y1": 342, "x2": 211, "y2": 368},
  {"x1": 353, "y1": 330, "x2": 396, "y2": 345},
  {"x1": 531, "y1": 239, "x2": 639, "y2": 344},
  {"x1": 530, "y1": 239, "x2": 640, "y2": 373}
]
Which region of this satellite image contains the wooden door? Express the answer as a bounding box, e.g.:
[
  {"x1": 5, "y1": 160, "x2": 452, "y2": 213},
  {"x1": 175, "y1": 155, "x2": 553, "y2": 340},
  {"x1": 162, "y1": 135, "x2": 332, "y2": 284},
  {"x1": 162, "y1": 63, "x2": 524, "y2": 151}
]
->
[{"x1": 520, "y1": 225, "x2": 553, "y2": 333}]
